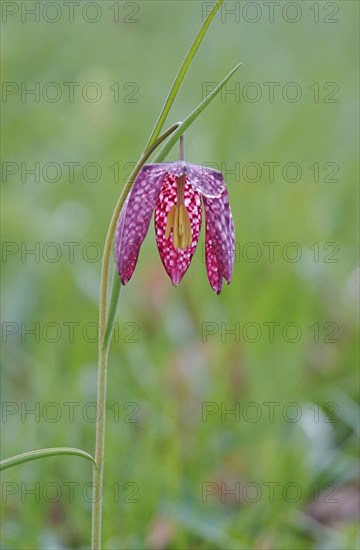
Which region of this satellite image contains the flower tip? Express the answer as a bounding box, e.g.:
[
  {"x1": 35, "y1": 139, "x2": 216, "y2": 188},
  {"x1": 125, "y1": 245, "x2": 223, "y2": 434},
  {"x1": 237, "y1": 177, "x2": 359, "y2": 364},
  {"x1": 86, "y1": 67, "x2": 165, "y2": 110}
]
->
[
  {"x1": 209, "y1": 278, "x2": 223, "y2": 295},
  {"x1": 119, "y1": 274, "x2": 128, "y2": 286},
  {"x1": 118, "y1": 267, "x2": 132, "y2": 286},
  {"x1": 170, "y1": 273, "x2": 182, "y2": 287}
]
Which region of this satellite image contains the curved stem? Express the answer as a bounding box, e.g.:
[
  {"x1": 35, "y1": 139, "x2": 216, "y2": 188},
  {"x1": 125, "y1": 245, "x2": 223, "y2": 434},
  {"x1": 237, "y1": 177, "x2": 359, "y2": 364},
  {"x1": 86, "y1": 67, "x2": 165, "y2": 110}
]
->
[{"x1": 91, "y1": 122, "x2": 180, "y2": 550}]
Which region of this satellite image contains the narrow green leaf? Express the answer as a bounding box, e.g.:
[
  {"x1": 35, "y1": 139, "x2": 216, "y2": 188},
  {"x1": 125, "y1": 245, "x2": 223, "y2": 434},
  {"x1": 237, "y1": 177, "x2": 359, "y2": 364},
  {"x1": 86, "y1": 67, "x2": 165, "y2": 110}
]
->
[
  {"x1": 103, "y1": 266, "x2": 121, "y2": 349},
  {"x1": 154, "y1": 62, "x2": 242, "y2": 163},
  {"x1": 145, "y1": 0, "x2": 224, "y2": 150},
  {"x1": 0, "y1": 447, "x2": 96, "y2": 471}
]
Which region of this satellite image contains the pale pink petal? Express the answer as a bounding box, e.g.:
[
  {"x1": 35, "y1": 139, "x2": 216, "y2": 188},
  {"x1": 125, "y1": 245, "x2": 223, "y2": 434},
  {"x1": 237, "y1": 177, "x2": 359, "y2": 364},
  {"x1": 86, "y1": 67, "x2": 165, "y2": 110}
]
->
[
  {"x1": 203, "y1": 188, "x2": 235, "y2": 294},
  {"x1": 166, "y1": 161, "x2": 225, "y2": 198},
  {"x1": 115, "y1": 164, "x2": 169, "y2": 284},
  {"x1": 154, "y1": 173, "x2": 202, "y2": 286}
]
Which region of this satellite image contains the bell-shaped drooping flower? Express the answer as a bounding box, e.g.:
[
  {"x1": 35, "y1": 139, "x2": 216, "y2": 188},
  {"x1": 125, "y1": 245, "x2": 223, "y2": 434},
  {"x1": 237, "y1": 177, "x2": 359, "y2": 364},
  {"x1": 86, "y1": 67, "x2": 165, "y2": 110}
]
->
[{"x1": 115, "y1": 139, "x2": 235, "y2": 294}]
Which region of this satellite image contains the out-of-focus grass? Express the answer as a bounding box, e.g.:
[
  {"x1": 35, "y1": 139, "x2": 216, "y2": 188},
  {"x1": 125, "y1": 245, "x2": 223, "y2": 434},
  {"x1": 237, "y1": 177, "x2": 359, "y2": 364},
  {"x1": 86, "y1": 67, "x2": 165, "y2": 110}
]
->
[{"x1": 1, "y1": 1, "x2": 359, "y2": 549}]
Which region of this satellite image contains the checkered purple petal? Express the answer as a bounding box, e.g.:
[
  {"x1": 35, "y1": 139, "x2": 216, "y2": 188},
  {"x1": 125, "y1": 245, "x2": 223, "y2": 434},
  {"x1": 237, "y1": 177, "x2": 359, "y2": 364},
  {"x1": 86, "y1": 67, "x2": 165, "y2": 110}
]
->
[
  {"x1": 203, "y1": 187, "x2": 235, "y2": 294},
  {"x1": 154, "y1": 173, "x2": 202, "y2": 286},
  {"x1": 115, "y1": 163, "x2": 169, "y2": 284}
]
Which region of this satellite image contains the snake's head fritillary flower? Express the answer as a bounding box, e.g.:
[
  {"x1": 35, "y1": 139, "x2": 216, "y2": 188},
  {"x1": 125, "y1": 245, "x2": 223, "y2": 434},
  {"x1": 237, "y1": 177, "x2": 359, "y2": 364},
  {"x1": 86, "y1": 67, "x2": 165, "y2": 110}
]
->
[{"x1": 115, "y1": 148, "x2": 235, "y2": 294}]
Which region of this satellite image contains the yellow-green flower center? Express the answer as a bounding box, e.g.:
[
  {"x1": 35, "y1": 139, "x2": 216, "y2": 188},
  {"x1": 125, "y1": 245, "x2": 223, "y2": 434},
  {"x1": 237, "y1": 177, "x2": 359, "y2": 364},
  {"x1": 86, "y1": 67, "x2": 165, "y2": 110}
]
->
[{"x1": 165, "y1": 175, "x2": 192, "y2": 249}]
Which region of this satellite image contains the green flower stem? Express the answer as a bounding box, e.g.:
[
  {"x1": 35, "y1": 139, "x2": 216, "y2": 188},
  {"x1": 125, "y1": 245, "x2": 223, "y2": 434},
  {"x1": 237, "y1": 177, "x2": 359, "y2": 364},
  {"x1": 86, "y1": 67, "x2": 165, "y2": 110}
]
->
[
  {"x1": 91, "y1": 345, "x2": 108, "y2": 550},
  {"x1": 92, "y1": 4, "x2": 229, "y2": 547},
  {"x1": 0, "y1": 448, "x2": 95, "y2": 471},
  {"x1": 145, "y1": 0, "x2": 225, "y2": 151},
  {"x1": 92, "y1": 122, "x2": 180, "y2": 550}
]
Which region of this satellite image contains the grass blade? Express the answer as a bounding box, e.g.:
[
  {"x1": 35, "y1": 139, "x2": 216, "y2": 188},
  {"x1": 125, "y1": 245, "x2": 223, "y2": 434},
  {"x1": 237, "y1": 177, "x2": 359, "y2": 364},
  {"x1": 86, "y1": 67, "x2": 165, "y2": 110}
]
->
[
  {"x1": 154, "y1": 62, "x2": 242, "y2": 162},
  {"x1": 145, "y1": 0, "x2": 224, "y2": 150},
  {"x1": 0, "y1": 447, "x2": 96, "y2": 471}
]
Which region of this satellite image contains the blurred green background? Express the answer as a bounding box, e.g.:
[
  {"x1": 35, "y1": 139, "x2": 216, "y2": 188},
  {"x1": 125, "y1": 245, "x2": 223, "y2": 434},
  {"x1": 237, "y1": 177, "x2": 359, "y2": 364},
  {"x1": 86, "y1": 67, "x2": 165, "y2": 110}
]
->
[{"x1": 1, "y1": 1, "x2": 359, "y2": 549}]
